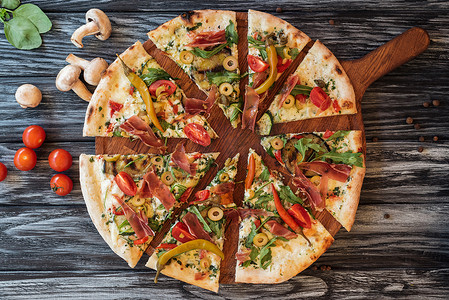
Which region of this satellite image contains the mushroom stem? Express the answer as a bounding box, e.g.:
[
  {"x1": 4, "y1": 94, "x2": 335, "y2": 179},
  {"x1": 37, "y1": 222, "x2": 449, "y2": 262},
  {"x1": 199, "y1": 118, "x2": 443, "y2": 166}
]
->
[
  {"x1": 71, "y1": 81, "x2": 92, "y2": 102},
  {"x1": 66, "y1": 54, "x2": 89, "y2": 69},
  {"x1": 71, "y1": 21, "x2": 99, "y2": 48}
]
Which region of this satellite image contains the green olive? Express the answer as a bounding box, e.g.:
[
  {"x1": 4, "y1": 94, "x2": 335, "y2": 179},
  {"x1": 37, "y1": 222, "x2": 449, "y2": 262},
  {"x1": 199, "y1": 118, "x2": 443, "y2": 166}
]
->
[
  {"x1": 219, "y1": 172, "x2": 230, "y2": 182},
  {"x1": 151, "y1": 156, "x2": 163, "y2": 166},
  {"x1": 282, "y1": 95, "x2": 295, "y2": 109},
  {"x1": 161, "y1": 171, "x2": 174, "y2": 185},
  {"x1": 253, "y1": 233, "x2": 269, "y2": 247},
  {"x1": 104, "y1": 154, "x2": 121, "y2": 162},
  {"x1": 270, "y1": 137, "x2": 284, "y2": 150},
  {"x1": 131, "y1": 196, "x2": 145, "y2": 207},
  {"x1": 219, "y1": 82, "x2": 233, "y2": 96},
  {"x1": 223, "y1": 56, "x2": 238, "y2": 71},
  {"x1": 207, "y1": 207, "x2": 224, "y2": 221}
]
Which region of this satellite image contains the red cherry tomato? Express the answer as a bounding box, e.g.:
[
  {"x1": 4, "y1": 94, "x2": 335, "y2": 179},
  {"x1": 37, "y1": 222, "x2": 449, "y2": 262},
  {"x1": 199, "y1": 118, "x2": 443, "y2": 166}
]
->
[
  {"x1": 0, "y1": 162, "x2": 7, "y2": 182},
  {"x1": 310, "y1": 87, "x2": 331, "y2": 111},
  {"x1": 22, "y1": 125, "x2": 46, "y2": 149},
  {"x1": 48, "y1": 149, "x2": 72, "y2": 172},
  {"x1": 332, "y1": 99, "x2": 341, "y2": 113},
  {"x1": 14, "y1": 147, "x2": 37, "y2": 171},
  {"x1": 109, "y1": 100, "x2": 123, "y2": 117},
  {"x1": 194, "y1": 190, "x2": 210, "y2": 202},
  {"x1": 287, "y1": 204, "x2": 312, "y2": 229},
  {"x1": 323, "y1": 130, "x2": 335, "y2": 139},
  {"x1": 115, "y1": 171, "x2": 137, "y2": 196},
  {"x1": 149, "y1": 80, "x2": 177, "y2": 97},
  {"x1": 183, "y1": 123, "x2": 211, "y2": 146},
  {"x1": 133, "y1": 236, "x2": 149, "y2": 245},
  {"x1": 50, "y1": 174, "x2": 73, "y2": 196},
  {"x1": 276, "y1": 56, "x2": 292, "y2": 73},
  {"x1": 172, "y1": 221, "x2": 197, "y2": 243},
  {"x1": 295, "y1": 94, "x2": 307, "y2": 104},
  {"x1": 247, "y1": 55, "x2": 269, "y2": 72}
]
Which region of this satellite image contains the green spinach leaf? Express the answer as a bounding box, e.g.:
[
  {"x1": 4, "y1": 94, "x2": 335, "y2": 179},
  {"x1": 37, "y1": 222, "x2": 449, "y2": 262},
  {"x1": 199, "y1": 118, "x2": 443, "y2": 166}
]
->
[
  {"x1": 13, "y1": 4, "x2": 51, "y2": 33},
  {"x1": 1, "y1": 0, "x2": 20, "y2": 9},
  {"x1": 4, "y1": 16, "x2": 41, "y2": 49}
]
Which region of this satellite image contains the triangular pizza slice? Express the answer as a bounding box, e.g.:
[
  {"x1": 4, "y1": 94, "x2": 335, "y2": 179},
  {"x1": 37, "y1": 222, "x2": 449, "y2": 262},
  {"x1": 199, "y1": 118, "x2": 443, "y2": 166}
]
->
[
  {"x1": 260, "y1": 130, "x2": 365, "y2": 231},
  {"x1": 79, "y1": 147, "x2": 219, "y2": 267},
  {"x1": 148, "y1": 10, "x2": 242, "y2": 128},
  {"x1": 83, "y1": 41, "x2": 217, "y2": 149},
  {"x1": 146, "y1": 154, "x2": 239, "y2": 292},
  {"x1": 235, "y1": 149, "x2": 333, "y2": 283}
]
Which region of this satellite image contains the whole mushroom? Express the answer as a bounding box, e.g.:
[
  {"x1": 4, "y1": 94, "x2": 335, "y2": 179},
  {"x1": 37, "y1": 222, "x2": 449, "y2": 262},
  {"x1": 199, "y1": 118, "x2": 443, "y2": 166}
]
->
[
  {"x1": 66, "y1": 54, "x2": 108, "y2": 86},
  {"x1": 15, "y1": 84, "x2": 42, "y2": 108},
  {"x1": 71, "y1": 9, "x2": 111, "y2": 48},
  {"x1": 56, "y1": 65, "x2": 92, "y2": 102}
]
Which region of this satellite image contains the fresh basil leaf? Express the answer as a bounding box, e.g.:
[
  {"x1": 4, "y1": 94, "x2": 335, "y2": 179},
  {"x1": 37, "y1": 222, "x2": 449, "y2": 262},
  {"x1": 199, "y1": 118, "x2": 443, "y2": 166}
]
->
[
  {"x1": 4, "y1": 16, "x2": 41, "y2": 49},
  {"x1": 13, "y1": 4, "x2": 51, "y2": 33},
  {"x1": 320, "y1": 151, "x2": 364, "y2": 168},
  {"x1": 245, "y1": 222, "x2": 258, "y2": 248},
  {"x1": 191, "y1": 43, "x2": 228, "y2": 59},
  {"x1": 187, "y1": 206, "x2": 212, "y2": 233},
  {"x1": 259, "y1": 167, "x2": 270, "y2": 181},
  {"x1": 206, "y1": 71, "x2": 241, "y2": 86},
  {"x1": 291, "y1": 84, "x2": 313, "y2": 96},
  {"x1": 225, "y1": 20, "x2": 238, "y2": 45},
  {"x1": 139, "y1": 68, "x2": 171, "y2": 86},
  {"x1": 1, "y1": 0, "x2": 20, "y2": 10},
  {"x1": 186, "y1": 22, "x2": 202, "y2": 32},
  {"x1": 279, "y1": 185, "x2": 304, "y2": 205},
  {"x1": 248, "y1": 36, "x2": 264, "y2": 46}
]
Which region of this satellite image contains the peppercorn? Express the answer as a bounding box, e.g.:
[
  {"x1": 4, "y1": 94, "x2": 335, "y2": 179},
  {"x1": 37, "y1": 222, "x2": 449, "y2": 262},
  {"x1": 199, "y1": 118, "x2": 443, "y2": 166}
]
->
[
  {"x1": 432, "y1": 100, "x2": 440, "y2": 106},
  {"x1": 419, "y1": 136, "x2": 425, "y2": 142},
  {"x1": 423, "y1": 102, "x2": 430, "y2": 107},
  {"x1": 433, "y1": 136, "x2": 439, "y2": 142},
  {"x1": 372, "y1": 137, "x2": 378, "y2": 142},
  {"x1": 384, "y1": 213, "x2": 390, "y2": 219},
  {"x1": 406, "y1": 117, "x2": 413, "y2": 124},
  {"x1": 418, "y1": 146, "x2": 424, "y2": 152},
  {"x1": 276, "y1": 7, "x2": 283, "y2": 13},
  {"x1": 329, "y1": 19, "x2": 335, "y2": 25},
  {"x1": 414, "y1": 123, "x2": 421, "y2": 130}
]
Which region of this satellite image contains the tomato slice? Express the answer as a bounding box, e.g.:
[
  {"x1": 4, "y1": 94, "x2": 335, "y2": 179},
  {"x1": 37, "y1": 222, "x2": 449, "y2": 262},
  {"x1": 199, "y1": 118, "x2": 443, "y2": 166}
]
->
[
  {"x1": 310, "y1": 87, "x2": 331, "y2": 111},
  {"x1": 323, "y1": 129, "x2": 335, "y2": 139},
  {"x1": 247, "y1": 55, "x2": 269, "y2": 73},
  {"x1": 254, "y1": 218, "x2": 261, "y2": 231},
  {"x1": 172, "y1": 221, "x2": 197, "y2": 243},
  {"x1": 277, "y1": 56, "x2": 292, "y2": 73},
  {"x1": 149, "y1": 80, "x2": 177, "y2": 97},
  {"x1": 194, "y1": 190, "x2": 210, "y2": 202},
  {"x1": 292, "y1": 134, "x2": 304, "y2": 140},
  {"x1": 287, "y1": 204, "x2": 312, "y2": 229},
  {"x1": 109, "y1": 100, "x2": 123, "y2": 117},
  {"x1": 295, "y1": 94, "x2": 307, "y2": 104},
  {"x1": 112, "y1": 205, "x2": 124, "y2": 215},
  {"x1": 332, "y1": 99, "x2": 341, "y2": 113},
  {"x1": 183, "y1": 123, "x2": 211, "y2": 146},
  {"x1": 133, "y1": 236, "x2": 149, "y2": 245},
  {"x1": 114, "y1": 172, "x2": 137, "y2": 196}
]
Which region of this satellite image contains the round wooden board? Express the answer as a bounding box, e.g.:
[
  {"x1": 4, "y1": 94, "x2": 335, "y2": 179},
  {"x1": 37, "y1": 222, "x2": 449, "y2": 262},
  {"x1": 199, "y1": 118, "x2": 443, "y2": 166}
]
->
[{"x1": 94, "y1": 12, "x2": 429, "y2": 284}]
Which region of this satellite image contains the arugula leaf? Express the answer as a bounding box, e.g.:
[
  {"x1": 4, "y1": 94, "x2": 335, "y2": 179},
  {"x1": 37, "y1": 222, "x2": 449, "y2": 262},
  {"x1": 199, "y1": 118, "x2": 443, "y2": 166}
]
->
[
  {"x1": 279, "y1": 185, "x2": 304, "y2": 205},
  {"x1": 244, "y1": 222, "x2": 258, "y2": 248},
  {"x1": 207, "y1": 217, "x2": 224, "y2": 239},
  {"x1": 294, "y1": 138, "x2": 327, "y2": 163},
  {"x1": 319, "y1": 151, "x2": 364, "y2": 168},
  {"x1": 187, "y1": 206, "x2": 212, "y2": 233},
  {"x1": 248, "y1": 36, "x2": 264, "y2": 46},
  {"x1": 225, "y1": 20, "x2": 238, "y2": 45},
  {"x1": 259, "y1": 237, "x2": 278, "y2": 269},
  {"x1": 139, "y1": 68, "x2": 171, "y2": 86},
  {"x1": 290, "y1": 84, "x2": 313, "y2": 96},
  {"x1": 259, "y1": 48, "x2": 268, "y2": 61},
  {"x1": 325, "y1": 130, "x2": 350, "y2": 142},
  {"x1": 124, "y1": 155, "x2": 143, "y2": 169},
  {"x1": 255, "y1": 193, "x2": 273, "y2": 208},
  {"x1": 112, "y1": 130, "x2": 122, "y2": 137},
  {"x1": 206, "y1": 71, "x2": 241, "y2": 86},
  {"x1": 259, "y1": 167, "x2": 270, "y2": 181},
  {"x1": 171, "y1": 183, "x2": 187, "y2": 200},
  {"x1": 191, "y1": 42, "x2": 228, "y2": 59},
  {"x1": 186, "y1": 22, "x2": 202, "y2": 32}
]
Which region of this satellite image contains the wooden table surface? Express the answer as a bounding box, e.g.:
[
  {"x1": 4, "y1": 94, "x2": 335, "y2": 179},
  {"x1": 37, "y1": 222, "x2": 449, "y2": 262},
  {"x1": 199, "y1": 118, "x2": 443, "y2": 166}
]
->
[{"x1": 1, "y1": 1, "x2": 448, "y2": 298}]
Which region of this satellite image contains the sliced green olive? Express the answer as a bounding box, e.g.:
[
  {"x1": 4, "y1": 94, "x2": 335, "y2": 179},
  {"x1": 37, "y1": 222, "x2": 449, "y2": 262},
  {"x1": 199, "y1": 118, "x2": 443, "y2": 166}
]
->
[
  {"x1": 219, "y1": 82, "x2": 233, "y2": 96},
  {"x1": 223, "y1": 56, "x2": 238, "y2": 71},
  {"x1": 180, "y1": 50, "x2": 194, "y2": 64},
  {"x1": 207, "y1": 207, "x2": 224, "y2": 221},
  {"x1": 219, "y1": 172, "x2": 230, "y2": 182},
  {"x1": 131, "y1": 196, "x2": 145, "y2": 207},
  {"x1": 161, "y1": 171, "x2": 174, "y2": 186},
  {"x1": 270, "y1": 137, "x2": 284, "y2": 150},
  {"x1": 283, "y1": 47, "x2": 292, "y2": 59},
  {"x1": 282, "y1": 95, "x2": 295, "y2": 109},
  {"x1": 253, "y1": 233, "x2": 269, "y2": 247},
  {"x1": 151, "y1": 156, "x2": 163, "y2": 166},
  {"x1": 104, "y1": 154, "x2": 121, "y2": 162}
]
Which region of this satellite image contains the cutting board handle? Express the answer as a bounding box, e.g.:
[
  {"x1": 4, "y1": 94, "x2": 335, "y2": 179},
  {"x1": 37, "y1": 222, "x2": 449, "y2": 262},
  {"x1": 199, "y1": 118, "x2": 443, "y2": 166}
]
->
[{"x1": 341, "y1": 27, "x2": 429, "y2": 99}]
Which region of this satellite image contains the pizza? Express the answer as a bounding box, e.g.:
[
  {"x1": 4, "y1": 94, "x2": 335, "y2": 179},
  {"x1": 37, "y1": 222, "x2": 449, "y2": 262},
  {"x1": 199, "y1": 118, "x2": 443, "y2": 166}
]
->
[
  {"x1": 260, "y1": 130, "x2": 365, "y2": 231},
  {"x1": 148, "y1": 10, "x2": 242, "y2": 128},
  {"x1": 235, "y1": 149, "x2": 334, "y2": 283},
  {"x1": 79, "y1": 145, "x2": 218, "y2": 267},
  {"x1": 83, "y1": 41, "x2": 217, "y2": 148},
  {"x1": 145, "y1": 154, "x2": 239, "y2": 292}
]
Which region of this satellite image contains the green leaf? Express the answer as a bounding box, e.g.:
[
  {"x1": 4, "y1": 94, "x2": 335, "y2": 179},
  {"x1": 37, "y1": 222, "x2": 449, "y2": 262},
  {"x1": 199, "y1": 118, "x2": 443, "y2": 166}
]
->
[
  {"x1": 290, "y1": 48, "x2": 300, "y2": 60},
  {"x1": 207, "y1": 217, "x2": 224, "y2": 239},
  {"x1": 259, "y1": 167, "x2": 270, "y2": 182},
  {"x1": 13, "y1": 4, "x2": 51, "y2": 33},
  {"x1": 294, "y1": 138, "x2": 312, "y2": 164},
  {"x1": 279, "y1": 185, "x2": 304, "y2": 205},
  {"x1": 320, "y1": 151, "x2": 364, "y2": 168},
  {"x1": 254, "y1": 193, "x2": 273, "y2": 208},
  {"x1": 206, "y1": 71, "x2": 241, "y2": 86},
  {"x1": 191, "y1": 42, "x2": 228, "y2": 59},
  {"x1": 4, "y1": 16, "x2": 41, "y2": 49},
  {"x1": 1, "y1": 0, "x2": 20, "y2": 10},
  {"x1": 259, "y1": 48, "x2": 268, "y2": 61},
  {"x1": 225, "y1": 20, "x2": 238, "y2": 45},
  {"x1": 186, "y1": 22, "x2": 202, "y2": 32},
  {"x1": 325, "y1": 130, "x2": 350, "y2": 142},
  {"x1": 187, "y1": 206, "x2": 212, "y2": 233},
  {"x1": 139, "y1": 68, "x2": 171, "y2": 86},
  {"x1": 244, "y1": 222, "x2": 258, "y2": 248},
  {"x1": 259, "y1": 237, "x2": 278, "y2": 269},
  {"x1": 248, "y1": 36, "x2": 264, "y2": 46}
]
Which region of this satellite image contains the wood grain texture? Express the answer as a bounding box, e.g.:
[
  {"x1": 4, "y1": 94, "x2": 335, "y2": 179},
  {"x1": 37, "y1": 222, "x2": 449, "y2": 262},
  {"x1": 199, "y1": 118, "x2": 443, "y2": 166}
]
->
[{"x1": 0, "y1": 1, "x2": 448, "y2": 298}]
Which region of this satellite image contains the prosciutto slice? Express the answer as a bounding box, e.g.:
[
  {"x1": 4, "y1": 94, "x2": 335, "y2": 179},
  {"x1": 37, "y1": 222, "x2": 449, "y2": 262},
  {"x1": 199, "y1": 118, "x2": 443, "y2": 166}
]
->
[
  {"x1": 182, "y1": 212, "x2": 213, "y2": 242},
  {"x1": 184, "y1": 85, "x2": 217, "y2": 115},
  {"x1": 137, "y1": 178, "x2": 152, "y2": 198},
  {"x1": 237, "y1": 208, "x2": 275, "y2": 219},
  {"x1": 265, "y1": 220, "x2": 297, "y2": 240},
  {"x1": 171, "y1": 143, "x2": 197, "y2": 176},
  {"x1": 278, "y1": 74, "x2": 299, "y2": 108},
  {"x1": 298, "y1": 161, "x2": 351, "y2": 183},
  {"x1": 242, "y1": 86, "x2": 260, "y2": 131},
  {"x1": 186, "y1": 30, "x2": 226, "y2": 48},
  {"x1": 114, "y1": 196, "x2": 154, "y2": 239},
  {"x1": 119, "y1": 115, "x2": 165, "y2": 151},
  {"x1": 143, "y1": 169, "x2": 176, "y2": 211},
  {"x1": 253, "y1": 71, "x2": 268, "y2": 102},
  {"x1": 292, "y1": 166, "x2": 325, "y2": 211},
  {"x1": 210, "y1": 182, "x2": 235, "y2": 195}
]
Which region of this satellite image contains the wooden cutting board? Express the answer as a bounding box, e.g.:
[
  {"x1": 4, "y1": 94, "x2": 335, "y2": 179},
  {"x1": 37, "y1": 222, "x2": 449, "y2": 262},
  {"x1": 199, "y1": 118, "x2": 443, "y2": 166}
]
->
[{"x1": 95, "y1": 12, "x2": 429, "y2": 284}]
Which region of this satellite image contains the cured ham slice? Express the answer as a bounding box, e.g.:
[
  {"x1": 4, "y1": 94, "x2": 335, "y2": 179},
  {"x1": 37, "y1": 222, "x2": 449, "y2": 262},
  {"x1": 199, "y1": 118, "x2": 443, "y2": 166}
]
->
[
  {"x1": 298, "y1": 161, "x2": 351, "y2": 183},
  {"x1": 184, "y1": 85, "x2": 217, "y2": 115},
  {"x1": 277, "y1": 74, "x2": 299, "y2": 108},
  {"x1": 115, "y1": 196, "x2": 154, "y2": 239},
  {"x1": 143, "y1": 169, "x2": 176, "y2": 211},
  {"x1": 182, "y1": 212, "x2": 213, "y2": 242},
  {"x1": 210, "y1": 182, "x2": 235, "y2": 195},
  {"x1": 292, "y1": 166, "x2": 325, "y2": 211},
  {"x1": 171, "y1": 143, "x2": 197, "y2": 176},
  {"x1": 186, "y1": 30, "x2": 226, "y2": 48},
  {"x1": 242, "y1": 86, "x2": 260, "y2": 131},
  {"x1": 119, "y1": 115, "x2": 165, "y2": 151},
  {"x1": 237, "y1": 208, "x2": 275, "y2": 219},
  {"x1": 265, "y1": 220, "x2": 298, "y2": 240}
]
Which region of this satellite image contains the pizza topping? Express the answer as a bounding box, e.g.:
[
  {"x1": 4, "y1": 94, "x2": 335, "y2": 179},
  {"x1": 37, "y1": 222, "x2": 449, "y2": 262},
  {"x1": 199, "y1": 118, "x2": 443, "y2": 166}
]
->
[
  {"x1": 223, "y1": 55, "x2": 238, "y2": 71},
  {"x1": 323, "y1": 129, "x2": 335, "y2": 139},
  {"x1": 238, "y1": 208, "x2": 275, "y2": 219},
  {"x1": 244, "y1": 153, "x2": 256, "y2": 190},
  {"x1": 114, "y1": 172, "x2": 137, "y2": 196},
  {"x1": 144, "y1": 169, "x2": 176, "y2": 210},
  {"x1": 282, "y1": 95, "x2": 295, "y2": 109},
  {"x1": 252, "y1": 233, "x2": 269, "y2": 247},
  {"x1": 185, "y1": 29, "x2": 226, "y2": 48},
  {"x1": 160, "y1": 171, "x2": 175, "y2": 186},
  {"x1": 156, "y1": 243, "x2": 178, "y2": 250},
  {"x1": 172, "y1": 221, "x2": 197, "y2": 243},
  {"x1": 270, "y1": 137, "x2": 284, "y2": 150},
  {"x1": 254, "y1": 41, "x2": 278, "y2": 94},
  {"x1": 119, "y1": 115, "x2": 165, "y2": 151},
  {"x1": 242, "y1": 86, "x2": 260, "y2": 131},
  {"x1": 265, "y1": 220, "x2": 297, "y2": 240},
  {"x1": 253, "y1": 71, "x2": 268, "y2": 89},
  {"x1": 310, "y1": 86, "x2": 331, "y2": 111},
  {"x1": 218, "y1": 172, "x2": 230, "y2": 182},
  {"x1": 182, "y1": 212, "x2": 213, "y2": 242},
  {"x1": 271, "y1": 184, "x2": 302, "y2": 234},
  {"x1": 183, "y1": 123, "x2": 211, "y2": 147},
  {"x1": 219, "y1": 82, "x2": 233, "y2": 96},
  {"x1": 293, "y1": 166, "x2": 325, "y2": 211},
  {"x1": 278, "y1": 74, "x2": 299, "y2": 108},
  {"x1": 109, "y1": 100, "x2": 123, "y2": 117},
  {"x1": 298, "y1": 161, "x2": 351, "y2": 183},
  {"x1": 184, "y1": 85, "x2": 217, "y2": 115},
  {"x1": 276, "y1": 56, "x2": 292, "y2": 73},
  {"x1": 207, "y1": 207, "x2": 224, "y2": 221},
  {"x1": 179, "y1": 50, "x2": 194, "y2": 64},
  {"x1": 287, "y1": 204, "x2": 312, "y2": 229},
  {"x1": 332, "y1": 99, "x2": 341, "y2": 113},
  {"x1": 148, "y1": 80, "x2": 177, "y2": 97},
  {"x1": 171, "y1": 143, "x2": 197, "y2": 176},
  {"x1": 248, "y1": 55, "x2": 269, "y2": 73},
  {"x1": 235, "y1": 248, "x2": 251, "y2": 262},
  {"x1": 137, "y1": 178, "x2": 152, "y2": 198},
  {"x1": 210, "y1": 182, "x2": 235, "y2": 195},
  {"x1": 114, "y1": 195, "x2": 154, "y2": 239},
  {"x1": 194, "y1": 190, "x2": 210, "y2": 202}
]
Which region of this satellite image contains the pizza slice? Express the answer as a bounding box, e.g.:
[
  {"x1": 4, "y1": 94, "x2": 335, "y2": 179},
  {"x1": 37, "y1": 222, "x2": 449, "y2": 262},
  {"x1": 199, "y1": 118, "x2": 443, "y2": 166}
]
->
[
  {"x1": 242, "y1": 9, "x2": 311, "y2": 131},
  {"x1": 148, "y1": 10, "x2": 242, "y2": 128},
  {"x1": 260, "y1": 130, "x2": 365, "y2": 231},
  {"x1": 83, "y1": 41, "x2": 217, "y2": 149},
  {"x1": 79, "y1": 146, "x2": 219, "y2": 267},
  {"x1": 258, "y1": 41, "x2": 356, "y2": 134},
  {"x1": 235, "y1": 149, "x2": 333, "y2": 283},
  {"x1": 146, "y1": 154, "x2": 239, "y2": 292}
]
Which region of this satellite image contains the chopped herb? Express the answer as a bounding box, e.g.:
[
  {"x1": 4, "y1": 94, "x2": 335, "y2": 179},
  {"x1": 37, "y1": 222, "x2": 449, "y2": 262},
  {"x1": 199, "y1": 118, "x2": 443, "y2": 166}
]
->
[
  {"x1": 89, "y1": 157, "x2": 94, "y2": 163},
  {"x1": 186, "y1": 22, "x2": 202, "y2": 32},
  {"x1": 98, "y1": 106, "x2": 102, "y2": 111}
]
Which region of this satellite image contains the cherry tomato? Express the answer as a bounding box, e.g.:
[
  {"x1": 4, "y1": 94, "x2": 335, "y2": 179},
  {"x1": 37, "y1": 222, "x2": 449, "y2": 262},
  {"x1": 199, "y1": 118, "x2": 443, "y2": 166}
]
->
[
  {"x1": 22, "y1": 125, "x2": 46, "y2": 149},
  {"x1": 50, "y1": 174, "x2": 73, "y2": 196},
  {"x1": 247, "y1": 55, "x2": 269, "y2": 72},
  {"x1": 133, "y1": 236, "x2": 149, "y2": 245},
  {"x1": 48, "y1": 149, "x2": 72, "y2": 172},
  {"x1": 277, "y1": 56, "x2": 292, "y2": 73},
  {"x1": 0, "y1": 162, "x2": 7, "y2": 182},
  {"x1": 332, "y1": 99, "x2": 341, "y2": 113},
  {"x1": 172, "y1": 221, "x2": 197, "y2": 243},
  {"x1": 183, "y1": 123, "x2": 211, "y2": 146},
  {"x1": 115, "y1": 171, "x2": 137, "y2": 196},
  {"x1": 148, "y1": 80, "x2": 177, "y2": 97},
  {"x1": 323, "y1": 130, "x2": 335, "y2": 139},
  {"x1": 194, "y1": 190, "x2": 210, "y2": 202},
  {"x1": 109, "y1": 100, "x2": 123, "y2": 117},
  {"x1": 287, "y1": 204, "x2": 312, "y2": 229},
  {"x1": 310, "y1": 87, "x2": 331, "y2": 111},
  {"x1": 14, "y1": 147, "x2": 37, "y2": 171},
  {"x1": 295, "y1": 94, "x2": 307, "y2": 104}
]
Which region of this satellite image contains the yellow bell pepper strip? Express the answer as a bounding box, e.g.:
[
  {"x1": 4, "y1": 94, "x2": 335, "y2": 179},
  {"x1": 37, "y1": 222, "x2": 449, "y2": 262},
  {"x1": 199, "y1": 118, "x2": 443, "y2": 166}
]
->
[
  {"x1": 116, "y1": 54, "x2": 164, "y2": 133},
  {"x1": 254, "y1": 42, "x2": 278, "y2": 95},
  {"x1": 154, "y1": 239, "x2": 224, "y2": 283},
  {"x1": 245, "y1": 153, "x2": 256, "y2": 190}
]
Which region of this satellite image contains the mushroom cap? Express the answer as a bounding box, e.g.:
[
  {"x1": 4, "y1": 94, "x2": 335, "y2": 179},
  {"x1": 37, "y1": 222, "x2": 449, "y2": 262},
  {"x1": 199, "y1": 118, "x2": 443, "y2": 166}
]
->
[
  {"x1": 84, "y1": 57, "x2": 108, "y2": 86},
  {"x1": 56, "y1": 65, "x2": 82, "y2": 92},
  {"x1": 15, "y1": 84, "x2": 42, "y2": 108},
  {"x1": 85, "y1": 9, "x2": 111, "y2": 41}
]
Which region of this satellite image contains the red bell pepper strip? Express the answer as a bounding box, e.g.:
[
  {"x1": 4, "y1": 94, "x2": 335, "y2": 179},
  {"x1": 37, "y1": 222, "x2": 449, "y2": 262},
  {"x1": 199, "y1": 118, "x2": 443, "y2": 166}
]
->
[
  {"x1": 134, "y1": 236, "x2": 149, "y2": 245},
  {"x1": 112, "y1": 205, "x2": 124, "y2": 215},
  {"x1": 178, "y1": 187, "x2": 193, "y2": 202},
  {"x1": 274, "y1": 150, "x2": 283, "y2": 164},
  {"x1": 288, "y1": 204, "x2": 312, "y2": 229},
  {"x1": 172, "y1": 221, "x2": 197, "y2": 243},
  {"x1": 271, "y1": 183, "x2": 301, "y2": 233},
  {"x1": 156, "y1": 243, "x2": 178, "y2": 250},
  {"x1": 245, "y1": 154, "x2": 256, "y2": 190}
]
